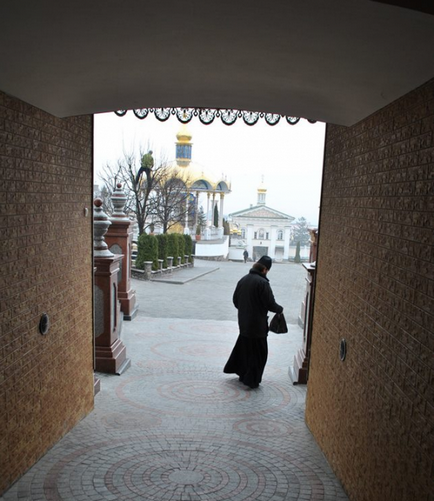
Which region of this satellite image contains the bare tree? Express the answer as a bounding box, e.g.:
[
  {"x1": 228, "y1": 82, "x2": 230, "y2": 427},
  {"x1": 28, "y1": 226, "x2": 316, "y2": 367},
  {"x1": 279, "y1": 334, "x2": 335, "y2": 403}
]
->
[
  {"x1": 98, "y1": 149, "x2": 165, "y2": 236},
  {"x1": 99, "y1": 184, "x2": 113, "y2": 215},
  {"x1": 152, "y1": 170, "x2": 192, "y2": 233},
  {"x1": 98, "y1": 149, "x2": 193, "y2": 236}
]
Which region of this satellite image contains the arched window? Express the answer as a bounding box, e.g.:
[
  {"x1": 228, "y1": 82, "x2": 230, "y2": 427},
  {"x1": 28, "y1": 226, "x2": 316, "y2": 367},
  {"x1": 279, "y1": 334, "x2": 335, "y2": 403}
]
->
[
  {"x1": 241, "y1": 228, "x2": 246, "y2": 238},
  {"x1": 258, "y1": 228, "x2": 265, "y2": 239},
  {"x1": 277, "y1": 230, "x2": 283, "y2": 240}
]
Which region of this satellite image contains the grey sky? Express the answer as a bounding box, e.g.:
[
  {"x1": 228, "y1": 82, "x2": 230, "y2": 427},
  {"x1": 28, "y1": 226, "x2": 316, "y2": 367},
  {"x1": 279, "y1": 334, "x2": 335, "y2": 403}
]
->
[{"x1": 94, "y1": 112, "x2": 326, "y2": 225}]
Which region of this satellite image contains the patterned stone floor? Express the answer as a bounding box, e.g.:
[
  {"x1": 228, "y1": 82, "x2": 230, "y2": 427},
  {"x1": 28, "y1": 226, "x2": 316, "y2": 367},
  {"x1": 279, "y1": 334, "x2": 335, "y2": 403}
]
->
[{"x1": 2, "y1": 262, "x2": 349, "y2": 501}]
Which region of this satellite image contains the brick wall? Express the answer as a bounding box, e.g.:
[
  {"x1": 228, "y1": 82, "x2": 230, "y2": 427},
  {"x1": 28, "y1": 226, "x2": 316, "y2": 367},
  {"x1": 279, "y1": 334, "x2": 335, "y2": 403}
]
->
[
  {"x1": 0, "y1": 92, "x2": 94, "y2": 494},
  {"x1": 306, "y1": 80, "x2": 434, "y2": 501}
]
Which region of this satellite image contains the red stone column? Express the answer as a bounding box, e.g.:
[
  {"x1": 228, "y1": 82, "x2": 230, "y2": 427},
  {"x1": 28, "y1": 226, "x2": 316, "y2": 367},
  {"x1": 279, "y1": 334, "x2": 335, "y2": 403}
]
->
[
  {"x1": 93, "y1": 198, "x2": 131, "y2": 375},
  {"x1": 308, "y1": 228, "x2": 318, "y2": 263},
  {"x1": 290, "y1": 263, "x2": 316, "y2": 384},
  {"x1": 105, "y1": 183, "x2": 138, "y2": 320}
]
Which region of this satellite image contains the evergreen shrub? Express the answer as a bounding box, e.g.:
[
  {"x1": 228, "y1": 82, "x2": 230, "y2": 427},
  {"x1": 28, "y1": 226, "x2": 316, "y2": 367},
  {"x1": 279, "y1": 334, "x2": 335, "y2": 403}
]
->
[
  {"x1": 176, "y1": 233, "x2": 185, "y2": 263},
  {"x1": 183, "y1": 234, "x2": 192, "y2": 259},
  {"x1": 136, "y1": 234, "x2": 159, "y2": 270},
  {"x1": 294, "y1": 241, "x2": 301, "y2": 263},
  {"x1": 167, "y1": 233, "x2": 179, "y2": 265},
  {"x1": 214, "y1": 205, "x2": 219, "y2": 227},
  {"x1": 156, "y1": 233, "x2": 169, "y2": 268}
]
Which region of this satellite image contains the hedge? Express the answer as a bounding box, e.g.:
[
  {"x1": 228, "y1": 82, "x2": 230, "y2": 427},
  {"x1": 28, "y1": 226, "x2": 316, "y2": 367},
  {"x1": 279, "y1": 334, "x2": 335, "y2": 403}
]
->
[
  {"x1": 183, "y1": 234, "x2": 192, "y2": 259},
  {"x1": 176, "y1": 233, "x2": 185, "y2": 264},
  {"x1": 136, "y1": 234, "x2": 159, "y2": 270},
  {"x1": 156, "y1": 233, "x2": 169, "y2": 268},
  {"x1": 167, "y1": 233, "x2": 179, "y2": 266}
]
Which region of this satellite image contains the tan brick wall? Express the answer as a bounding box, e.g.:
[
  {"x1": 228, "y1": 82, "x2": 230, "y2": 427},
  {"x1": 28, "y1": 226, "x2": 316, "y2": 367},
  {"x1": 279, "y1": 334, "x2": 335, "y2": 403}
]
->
[
  {"x1": 0, "y1": 92, "x2": 94, "y2": 494},
  {"x1": 306, "y1": 80, "x2": 434, "y2": 501}
]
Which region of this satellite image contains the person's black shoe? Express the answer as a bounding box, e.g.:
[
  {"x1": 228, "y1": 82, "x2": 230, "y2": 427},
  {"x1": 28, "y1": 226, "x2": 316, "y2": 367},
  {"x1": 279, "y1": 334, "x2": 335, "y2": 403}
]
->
[{"x1": 247, "y1": 384, "x2": 259, "y2": 389}]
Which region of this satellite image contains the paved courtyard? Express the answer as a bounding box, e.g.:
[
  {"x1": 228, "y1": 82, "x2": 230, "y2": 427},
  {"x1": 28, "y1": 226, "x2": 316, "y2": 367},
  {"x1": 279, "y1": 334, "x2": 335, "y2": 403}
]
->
[{"x1": 2, "y1": 260, "x2": 349, "y2": 501}]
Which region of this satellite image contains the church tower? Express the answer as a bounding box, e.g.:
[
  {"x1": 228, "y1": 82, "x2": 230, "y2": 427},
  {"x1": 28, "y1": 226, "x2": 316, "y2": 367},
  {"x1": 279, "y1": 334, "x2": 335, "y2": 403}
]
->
[
  {"x1": 176, "y1": 124, "x2": 193, "y2": 167},
  {"x1": 257, "y1": 178, "x2": 267, "y2": 205}
]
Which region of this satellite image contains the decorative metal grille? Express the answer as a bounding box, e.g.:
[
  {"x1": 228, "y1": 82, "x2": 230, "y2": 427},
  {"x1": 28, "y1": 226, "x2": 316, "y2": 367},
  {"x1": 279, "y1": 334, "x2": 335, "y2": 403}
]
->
[{"x1": 114, "y1": 108, "x2": 316, "y2": 126}]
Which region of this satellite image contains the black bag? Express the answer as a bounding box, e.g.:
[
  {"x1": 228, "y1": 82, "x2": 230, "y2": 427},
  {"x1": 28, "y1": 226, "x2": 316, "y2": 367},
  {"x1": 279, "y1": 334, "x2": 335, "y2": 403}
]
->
[{"x1": 269, "y1": 312, "x2": 288, "y2": 334}]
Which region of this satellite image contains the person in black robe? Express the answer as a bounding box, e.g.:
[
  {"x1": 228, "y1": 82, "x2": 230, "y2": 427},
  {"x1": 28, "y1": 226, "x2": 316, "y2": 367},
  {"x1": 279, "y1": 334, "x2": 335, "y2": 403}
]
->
[{"x1": 224, "y1": 256, "x2": 283, "y2": 389}]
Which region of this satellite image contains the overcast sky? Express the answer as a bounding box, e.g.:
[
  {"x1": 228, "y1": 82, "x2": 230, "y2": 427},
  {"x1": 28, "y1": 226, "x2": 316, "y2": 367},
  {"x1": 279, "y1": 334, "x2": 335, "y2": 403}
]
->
[{"x1": 94, "y1": 112, "x2": 326, "y2": 225}]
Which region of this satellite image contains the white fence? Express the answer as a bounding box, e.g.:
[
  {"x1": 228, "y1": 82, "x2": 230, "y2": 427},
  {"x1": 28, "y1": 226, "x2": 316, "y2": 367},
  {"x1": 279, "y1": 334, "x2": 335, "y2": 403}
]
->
[
  {"x1": 195, "y1": 235, "x2": 229, "y2": 259},
  {"x1": 202, "y1": 227, "x2": 224, "y2": 241}
]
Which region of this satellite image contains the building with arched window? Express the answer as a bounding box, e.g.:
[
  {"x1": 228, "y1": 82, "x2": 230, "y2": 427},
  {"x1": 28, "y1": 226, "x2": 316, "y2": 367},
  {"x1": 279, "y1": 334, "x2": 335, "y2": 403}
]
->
[{"x1": 229, "y1": 181, "x2": 295, "y2": 261}]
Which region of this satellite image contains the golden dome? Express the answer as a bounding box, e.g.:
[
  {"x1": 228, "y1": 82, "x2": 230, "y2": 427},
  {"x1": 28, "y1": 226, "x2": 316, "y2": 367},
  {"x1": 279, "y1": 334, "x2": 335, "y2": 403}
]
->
[
  {"x1": 162, "y1": 161, "x2": 231, "y2": 192},
  {"x1": 257, "y1": 180, "x2": 267, "y2": 193},
  {"x1": 176, "y1": 124, "x2": 193, "y2": 144},
  {"x1": 165, "y1": 126, "x2": 231, "y2": 193}
]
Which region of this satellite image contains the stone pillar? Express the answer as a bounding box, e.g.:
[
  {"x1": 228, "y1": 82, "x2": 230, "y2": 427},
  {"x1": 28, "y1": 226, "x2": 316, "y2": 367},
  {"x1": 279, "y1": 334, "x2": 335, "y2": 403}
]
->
[
  {"x1": 184, "y1": 191, "x2": 190, "y2": 235},
  {"x1": 283, "y1": 226, "x2": 291, "y2": 260},
  {"x1": 219, "y1": 193, "x2": 224, "y2": 228},
  {"x1": 105, "y1": 183, "x2": 138, "y2": 320},
  {"x1": 269, "y1": 225, "x2": 277, "y2": 259},
  {"x1": 290, "y1": 263, "x2": 316, "y2": 384},
  {"x1": 309, "y1": 228, "x2": 318, "y2": 262},
  {"x1": 246, "y1": 224, "x2": 254, "y2": 256},
  {"x1": 93, "y1": 199, "x2": 130, "y2": 375},
  {"x1": 195, "y1": 191, "x2": 200, "y2": 228},
  {"x1": 206, "y1": 192, "x2": 211, "y2": 227},
  {"x1": 144, "y1": 261, "x2": 153, "y2": 280}
]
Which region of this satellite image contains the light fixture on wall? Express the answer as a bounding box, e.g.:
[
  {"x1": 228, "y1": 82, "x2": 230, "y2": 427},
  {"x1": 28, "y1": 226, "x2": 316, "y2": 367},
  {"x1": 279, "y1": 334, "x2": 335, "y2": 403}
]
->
[
  {"x1": 39, "y1": 313, "x2": 50, "y2": 335},
  {"x1": 339, "y1": 338, "x2": 347, "y2": 362}
]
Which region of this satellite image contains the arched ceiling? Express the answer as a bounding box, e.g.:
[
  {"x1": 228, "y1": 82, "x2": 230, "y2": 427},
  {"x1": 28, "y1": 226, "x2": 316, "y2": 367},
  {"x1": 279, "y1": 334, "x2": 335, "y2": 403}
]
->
[{"x1": 0, "y1": 0, "x2": 433, "y2": 126}]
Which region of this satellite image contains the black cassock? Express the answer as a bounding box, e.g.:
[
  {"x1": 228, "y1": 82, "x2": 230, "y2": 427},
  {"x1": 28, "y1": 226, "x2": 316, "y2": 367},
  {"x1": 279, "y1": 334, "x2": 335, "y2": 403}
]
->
[
  {"x1": 223, "y1": 335, "x2": 268, "y2": 389},
  {"x1": 224, "y1": 268, "x2": 282, "y2": 389}
]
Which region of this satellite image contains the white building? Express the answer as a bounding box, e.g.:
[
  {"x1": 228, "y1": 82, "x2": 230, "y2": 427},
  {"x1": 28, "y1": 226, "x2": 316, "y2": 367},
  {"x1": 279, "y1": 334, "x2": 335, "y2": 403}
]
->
[{"x1": 229, "y1": 183, "x2": 295, "y2": 262}]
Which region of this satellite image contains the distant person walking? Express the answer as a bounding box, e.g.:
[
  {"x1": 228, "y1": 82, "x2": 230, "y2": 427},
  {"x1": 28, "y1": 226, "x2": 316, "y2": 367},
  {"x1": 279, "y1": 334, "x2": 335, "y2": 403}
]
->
[
  {"x1": 224, "y1": 256, "x2": 283, "y2": 389},
  {"x1": 243, "y1": 249, "x2": 249, "y2": 263}
]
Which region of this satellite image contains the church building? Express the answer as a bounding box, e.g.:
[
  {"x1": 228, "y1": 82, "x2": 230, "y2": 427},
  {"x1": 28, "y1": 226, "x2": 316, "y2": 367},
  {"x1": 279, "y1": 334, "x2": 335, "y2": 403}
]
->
[
  {"x1": 229, "y1": 182, "x2": 295, "y2": 261},
  {"x1": 163, "y1": 124, "x2": 231, "y2": 234}
]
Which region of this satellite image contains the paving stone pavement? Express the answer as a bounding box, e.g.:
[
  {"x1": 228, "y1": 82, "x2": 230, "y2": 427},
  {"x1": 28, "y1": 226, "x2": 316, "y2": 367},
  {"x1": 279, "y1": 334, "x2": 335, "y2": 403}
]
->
[{"x1": 2, "y1": 260, "x2": 349, "y2": 501}]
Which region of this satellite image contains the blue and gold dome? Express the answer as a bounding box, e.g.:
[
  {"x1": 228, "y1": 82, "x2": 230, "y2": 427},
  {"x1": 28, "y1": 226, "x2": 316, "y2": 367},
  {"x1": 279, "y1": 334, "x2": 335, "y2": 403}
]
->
[{"x1": 166, "y1": 124, "x2": 231, "y2": 194}]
